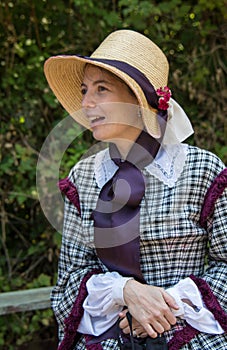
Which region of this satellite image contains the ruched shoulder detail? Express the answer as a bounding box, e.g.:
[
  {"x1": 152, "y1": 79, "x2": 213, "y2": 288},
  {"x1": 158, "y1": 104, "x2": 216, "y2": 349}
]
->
[
  {"x1": 58, "y1": 177, "x2": 81, "y2": 216},
  {"x1": 200, "y1": 168, "x2": 227, "y2": 229}
]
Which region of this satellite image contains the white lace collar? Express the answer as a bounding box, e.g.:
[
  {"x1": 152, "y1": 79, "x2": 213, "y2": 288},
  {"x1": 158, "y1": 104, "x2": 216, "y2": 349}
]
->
[{"x1": 94, "y1": 143, "x2": 188, "y2": 188}]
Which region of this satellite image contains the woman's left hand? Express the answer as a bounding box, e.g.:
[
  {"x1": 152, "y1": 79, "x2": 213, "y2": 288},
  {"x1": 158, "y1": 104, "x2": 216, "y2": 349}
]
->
[{"x1": 122, "y1": 279, "x2": 178, "y2": 338}]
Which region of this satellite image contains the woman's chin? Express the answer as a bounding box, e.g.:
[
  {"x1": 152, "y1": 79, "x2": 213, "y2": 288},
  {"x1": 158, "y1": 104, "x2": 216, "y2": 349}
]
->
[
  {"x1": 91, "y1": 125, "x2": 113, "y2": 142},
  {"x1": 92, "y1": 130, "x2": 108, "y2": 142}
]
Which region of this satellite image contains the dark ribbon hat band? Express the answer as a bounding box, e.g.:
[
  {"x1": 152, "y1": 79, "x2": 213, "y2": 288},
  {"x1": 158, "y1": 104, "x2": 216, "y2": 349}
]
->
[{"x1": 78, "y1": 56, "x2": 162, "y2": 111}]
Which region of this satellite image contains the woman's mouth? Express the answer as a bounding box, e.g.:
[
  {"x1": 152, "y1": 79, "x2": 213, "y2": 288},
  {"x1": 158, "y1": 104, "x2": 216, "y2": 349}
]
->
[{"x1": 89, "y1": 115, "x2": 106, "y2": 127}]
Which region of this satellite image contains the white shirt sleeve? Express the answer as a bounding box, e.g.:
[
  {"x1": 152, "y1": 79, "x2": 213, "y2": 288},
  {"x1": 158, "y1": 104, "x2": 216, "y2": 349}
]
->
[
  {"x1": 78, "y1": 273, "x2": 224, "y2": 336},
  {"x1": 77, "y1": 271, "x2": 133, "y2": 336}
]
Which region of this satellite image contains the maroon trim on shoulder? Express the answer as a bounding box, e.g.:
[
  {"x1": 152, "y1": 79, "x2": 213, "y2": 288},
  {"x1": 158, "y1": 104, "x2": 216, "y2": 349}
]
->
[
  {"x1": 200, "y1": 168, "x2": 227, "y2": 229},
  {"x1": 190, "y1": 274, "x2": 227, "y2": 332},
  {"x1": 58, "y1": 269, "x2": 103, "y2": 350},
  {"x1": 168, "y1": 323, "x2": 199, "y2": 350},
  {"x1": 58, "y1": 177, "x2": 81, "y2": 215}
]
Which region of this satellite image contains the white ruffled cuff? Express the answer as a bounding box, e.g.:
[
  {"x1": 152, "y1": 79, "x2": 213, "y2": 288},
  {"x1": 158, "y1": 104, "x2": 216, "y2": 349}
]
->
[
  {"x1": 166, "y1": 277, "x2": 224, "y2": 334},
  {"x1": 77, "y1": 271, "x2": 132, "y2": 336}
]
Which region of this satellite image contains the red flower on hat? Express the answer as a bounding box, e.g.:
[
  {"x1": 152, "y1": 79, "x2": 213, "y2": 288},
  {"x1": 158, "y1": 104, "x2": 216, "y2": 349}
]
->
[{"x1": 156, "y1": 86, "x2": 171, "y2": 110}]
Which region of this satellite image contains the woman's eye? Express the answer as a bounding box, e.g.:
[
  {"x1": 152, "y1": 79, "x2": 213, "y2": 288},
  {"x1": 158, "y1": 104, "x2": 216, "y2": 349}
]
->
[
  {"x1": 98, "y1": 85, "x2": 107, "y2": 92},
  {"x1": 81, "y1": 88, "x2": 87, "y2": 95}
]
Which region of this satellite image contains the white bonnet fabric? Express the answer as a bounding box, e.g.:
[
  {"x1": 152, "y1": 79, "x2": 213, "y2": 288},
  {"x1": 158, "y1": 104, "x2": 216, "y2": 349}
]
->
[{"x1": 164, "y1": 98, "x2": 194, "y2": 144}]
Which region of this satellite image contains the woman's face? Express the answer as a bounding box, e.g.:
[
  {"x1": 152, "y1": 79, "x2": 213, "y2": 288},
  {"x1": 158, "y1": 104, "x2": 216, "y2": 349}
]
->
[{"x1": 81, "y1": 65, "x2": 144, "y2": 143}]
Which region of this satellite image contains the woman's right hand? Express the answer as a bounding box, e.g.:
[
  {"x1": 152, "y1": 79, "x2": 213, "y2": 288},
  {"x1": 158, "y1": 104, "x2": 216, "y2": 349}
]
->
[{"x1": 121, "y1": 279, "x2": 179, "y2": 338}]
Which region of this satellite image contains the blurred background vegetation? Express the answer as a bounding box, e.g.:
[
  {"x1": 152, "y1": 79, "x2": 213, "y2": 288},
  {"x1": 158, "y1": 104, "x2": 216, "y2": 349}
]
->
[{"x1": 0, "y1": 0, "x2": 226, "y2": 348}]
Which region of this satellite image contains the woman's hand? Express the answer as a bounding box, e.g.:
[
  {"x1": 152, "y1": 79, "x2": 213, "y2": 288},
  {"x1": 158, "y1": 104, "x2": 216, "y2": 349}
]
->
[
  {"x1": 121, "y1": 279, "x2": 179, "y2": 338},
  {"x1": 119, "y1": 309, "x2": 148, "y2": 338}
]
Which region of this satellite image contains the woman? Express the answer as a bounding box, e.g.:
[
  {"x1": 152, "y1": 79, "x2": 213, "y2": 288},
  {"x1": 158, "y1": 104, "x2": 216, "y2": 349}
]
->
[{"x1": 44, "y1": 30, "x2": 227, "y2": 349}]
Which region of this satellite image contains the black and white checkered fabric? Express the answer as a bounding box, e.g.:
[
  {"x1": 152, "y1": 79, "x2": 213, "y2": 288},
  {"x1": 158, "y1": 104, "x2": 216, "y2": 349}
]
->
[{"x1": 51, "y1": 145, "x2": 227, "y2": 349}]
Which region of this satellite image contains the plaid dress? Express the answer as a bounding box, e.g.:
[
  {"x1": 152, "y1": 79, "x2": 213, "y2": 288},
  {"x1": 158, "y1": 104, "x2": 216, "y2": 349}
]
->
[{"x1": 51, "y1": 144, "x2": 227, "y2": 349}]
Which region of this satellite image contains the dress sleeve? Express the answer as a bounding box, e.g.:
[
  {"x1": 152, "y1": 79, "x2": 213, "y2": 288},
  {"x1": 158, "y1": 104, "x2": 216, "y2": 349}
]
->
[
  {"x1": 51, "y1": 174, "x2": 103, "y2": 342},
  {"x1": 168, "y1": 168, "x2": 227, "y2": 335},
  {"x1": 166, "y1": 164, "x2": 227, "y2": 350},
  {"x1": 199, "y1": 178, "x2": 227, "y2": 329}
]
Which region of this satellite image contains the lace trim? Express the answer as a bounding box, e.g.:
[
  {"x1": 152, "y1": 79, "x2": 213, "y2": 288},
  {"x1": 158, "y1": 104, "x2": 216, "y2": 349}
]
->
[
  {"x1": 94, "y1": 149, "x2": 118, "y2": 189},
  {"x1": 146, "y1": 144, "x2": 188, "y2": 187},
  {"x1": 58, "y1": 177, "x2": 81, "y2": 215},
  {"x1": 199, "y1": 168, "x2": 227, "y2": 229},
  {"x1": 94, "y1": 144, "x2": 188, "y2": 189}
]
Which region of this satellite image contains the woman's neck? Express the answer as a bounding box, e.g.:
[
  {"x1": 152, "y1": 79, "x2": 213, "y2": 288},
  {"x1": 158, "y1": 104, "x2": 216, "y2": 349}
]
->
[
  {"x1": 111, "y1": 128, "x2": 143, "y2": 159},
  {"x1": 113, "y1": 137, "x2": 142, "y2": 159}
]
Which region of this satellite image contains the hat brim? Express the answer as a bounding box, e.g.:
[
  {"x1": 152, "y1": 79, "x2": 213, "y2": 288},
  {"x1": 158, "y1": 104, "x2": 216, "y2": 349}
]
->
[{"x1": 44, "y1": 55, "x2": 161, "y2": 138}]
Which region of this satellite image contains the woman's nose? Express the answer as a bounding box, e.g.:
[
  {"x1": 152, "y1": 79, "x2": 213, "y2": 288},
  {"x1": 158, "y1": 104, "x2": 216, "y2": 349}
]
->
[{"x1": 81, "y1": 91, "x2": 96, "y2": 109}]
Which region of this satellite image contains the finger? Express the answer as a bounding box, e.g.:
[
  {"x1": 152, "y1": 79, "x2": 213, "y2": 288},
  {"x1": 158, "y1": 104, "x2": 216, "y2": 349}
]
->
[
  {"x1": 119, "y1": 317, "x2": 128, "y2": 329},
  {"x1": 151, "y1": 302, "x2": 177, "y2": 327},
  {"x1": 142, "y1": 315, "x2": 170, "y2": 336},
  {"x1": 150, "y1": 321, "x2": 165, "y2": 335},
  {"x1": 143, "y1": 323, "x2": 158, "y2": 339},
  {"x1": 145, "y1": 307, "x2": 174, "y2": 332},
  {"x1": 137, "y1": 332, "x2": 148, "y2": 339},
  {"x1": 140, "y1": 332, "x2": 148, "y2": 338},
  {"x1": 131, "y1": 319, "x2": 141, "y2": 329},
  {"x1": 165, "y1": 311, "x2": 177, "y2": 326},
  {"x1": 135, "y1": 328, "x2": 148, "y2": 338},
  {"x1": 122, "y1": 326, "x2": 130, "y2": 334},
  {"x1": 132, "y1": 330, "x2": 137, "y2": 337},
  {"x1": 162, "y1": 290, "x2": 179, "y2": 310},
  {"x1": 119, "y1": 308, "x2": 128, "y2": 318}
]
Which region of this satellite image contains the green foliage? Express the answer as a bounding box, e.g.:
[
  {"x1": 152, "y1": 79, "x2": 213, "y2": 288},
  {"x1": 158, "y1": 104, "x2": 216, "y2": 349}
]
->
[
  {"x1": 0, "y1": 0, "x2": 226, "y2": 348},
  {"x1": 0, "y1": 309, "x2": 57, "y2": 350}
]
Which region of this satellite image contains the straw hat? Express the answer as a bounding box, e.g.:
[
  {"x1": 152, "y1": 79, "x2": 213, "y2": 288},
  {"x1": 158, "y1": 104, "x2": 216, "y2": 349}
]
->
[{"x1": 44, "y1": 30, "x2": 170, "y2": 138}]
